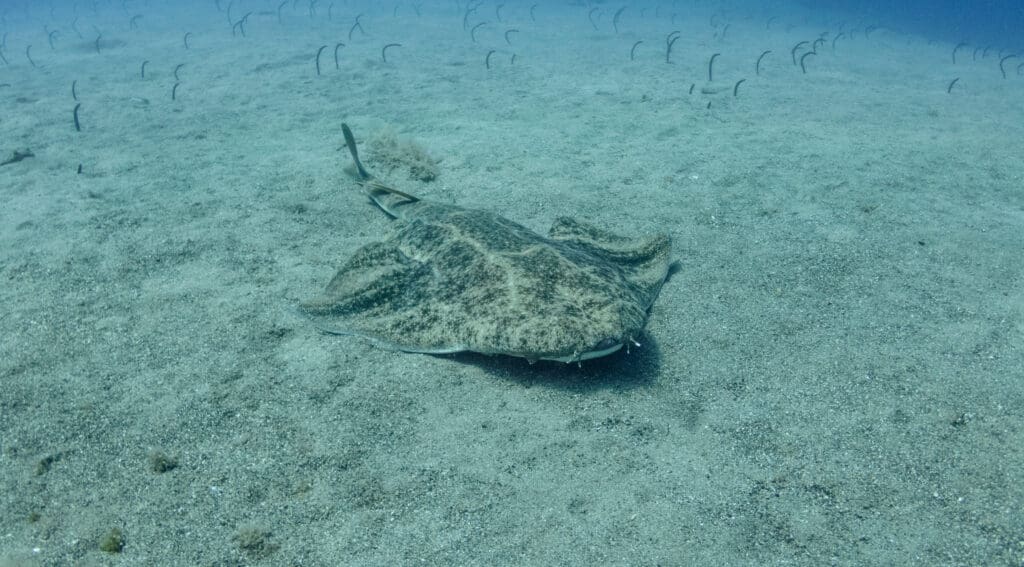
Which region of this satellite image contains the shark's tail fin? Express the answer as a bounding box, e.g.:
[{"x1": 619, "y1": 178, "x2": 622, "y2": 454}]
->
[
  {"x1": 341, "y1": 123, "x2": 372, "y2": 180},
  {"x1": 341, "y1": 123, "x2": 419, "y2": 217}
]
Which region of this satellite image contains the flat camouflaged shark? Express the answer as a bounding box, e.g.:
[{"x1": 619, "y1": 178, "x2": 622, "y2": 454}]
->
[{"x1": 298, "y1": 123, "x2": 672, "y2": 363}]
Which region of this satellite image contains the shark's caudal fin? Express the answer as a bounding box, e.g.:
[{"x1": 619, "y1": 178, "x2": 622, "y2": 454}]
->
[
  {"x1": 341, "y1": 123, "x2": 420, "y2": 217},
  {"x1": 341, "y1": 123, "x2": 371, "y2": 180}
]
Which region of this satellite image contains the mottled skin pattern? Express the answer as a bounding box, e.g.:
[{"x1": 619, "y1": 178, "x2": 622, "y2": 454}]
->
[{"x1": 299, "y1": 198, "x2": 672, "y2": 362}]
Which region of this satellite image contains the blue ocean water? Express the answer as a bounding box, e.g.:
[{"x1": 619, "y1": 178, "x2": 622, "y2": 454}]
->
[
  {"x1": 826, "y1": 0, "x2": 1023, "y2": 48},
  {"x1": 2, "y1": 0, "x2": 1021, "y2": 49}
]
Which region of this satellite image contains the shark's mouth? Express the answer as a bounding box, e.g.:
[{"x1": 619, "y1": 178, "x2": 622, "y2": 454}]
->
[{"x1": 543, "y1": 337, "x2": 625, "y2": 363}]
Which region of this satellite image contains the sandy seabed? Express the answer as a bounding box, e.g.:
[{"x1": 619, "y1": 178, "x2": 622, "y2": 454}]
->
[{"x1": 1, "y1": 1, "x2": 1022, "y2": 565}]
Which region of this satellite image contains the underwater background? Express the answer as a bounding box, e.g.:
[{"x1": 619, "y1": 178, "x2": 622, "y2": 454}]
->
[{"x1": 1, "y1": 0, "x2": 1022, "y2": 564}]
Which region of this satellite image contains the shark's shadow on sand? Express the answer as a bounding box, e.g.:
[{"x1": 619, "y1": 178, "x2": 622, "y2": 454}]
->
[{"x1": 451, "y1": 331, "x2": 666, "y2": 391}]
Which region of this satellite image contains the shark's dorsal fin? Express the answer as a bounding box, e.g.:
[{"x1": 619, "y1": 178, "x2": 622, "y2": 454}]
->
[{"x1": 364, "y1": 179, "x2": 420, "y2": 217}]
